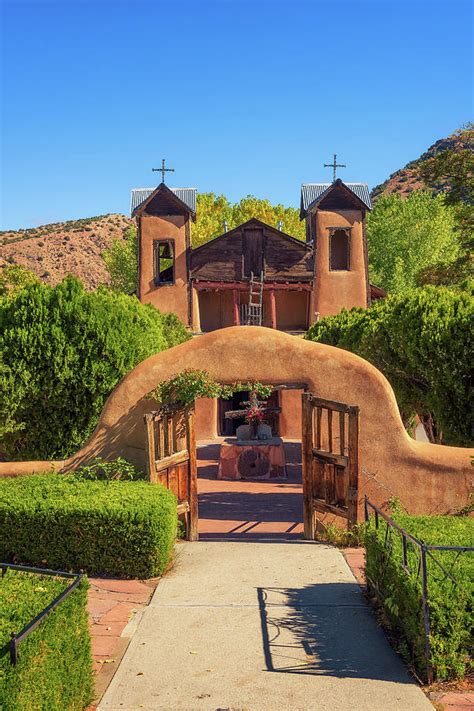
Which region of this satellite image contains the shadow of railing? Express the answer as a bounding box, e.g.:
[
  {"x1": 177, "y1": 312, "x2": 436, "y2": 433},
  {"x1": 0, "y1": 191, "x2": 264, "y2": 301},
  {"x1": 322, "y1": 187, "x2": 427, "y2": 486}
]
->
[{"x1": 257, "y1": 583, "x2": 414, "y2": 682}]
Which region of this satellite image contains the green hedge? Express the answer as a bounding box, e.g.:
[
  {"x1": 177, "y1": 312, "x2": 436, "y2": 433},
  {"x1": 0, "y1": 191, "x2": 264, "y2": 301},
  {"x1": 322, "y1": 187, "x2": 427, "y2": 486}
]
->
[
  {"x1": 0, "y1": 568, "x2": 92, "y2": 710},
  {"x1": 0, "y1": 475, "x2": 178, "y2": 578},
  {"x1": 364, "y1": 511, "x2": 473, "y2": 681},
  {"x1": 0, "y1": 276, "x2": 190, "y2": 460}
]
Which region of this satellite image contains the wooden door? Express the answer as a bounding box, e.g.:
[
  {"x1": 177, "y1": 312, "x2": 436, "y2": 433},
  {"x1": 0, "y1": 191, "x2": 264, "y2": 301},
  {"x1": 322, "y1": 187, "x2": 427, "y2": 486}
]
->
[
  {"x1": 144, "y1": 403, "x2": 198, "y2": 541},
  {"x1": 301, "y1": 392, "x2": 359, "y2": 539},
  {"x1": 242, "y1": 228, "x2": 264, "y2": 277}
]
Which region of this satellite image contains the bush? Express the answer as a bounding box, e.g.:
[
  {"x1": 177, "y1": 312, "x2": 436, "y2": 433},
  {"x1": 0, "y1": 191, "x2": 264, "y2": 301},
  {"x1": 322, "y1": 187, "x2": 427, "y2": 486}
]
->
[
  {"x1": 0, "y1": 276, "x2": 190, "y2": 460},
  {"x1": 306, "y1": 286, "x2": 473, "y2": 446},
  {"x1": 0, "y1": 568, "x2": 92, "y2": 709},
  {"x1": 0, "y1": 474, "x2": 178, "y2": 578},
  {"x1": 364, "y1": 511, "x2": 473, "y2": 681},
  {"x1": 69, "y1": 457, "x2": 146, "y2": 481}
]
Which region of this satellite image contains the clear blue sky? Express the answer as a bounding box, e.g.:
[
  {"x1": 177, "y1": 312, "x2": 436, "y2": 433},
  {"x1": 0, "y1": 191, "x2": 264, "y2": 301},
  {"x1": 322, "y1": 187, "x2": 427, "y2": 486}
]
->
[{"x1": 1, "y1": 0, "x2": 472, "y2": 229}]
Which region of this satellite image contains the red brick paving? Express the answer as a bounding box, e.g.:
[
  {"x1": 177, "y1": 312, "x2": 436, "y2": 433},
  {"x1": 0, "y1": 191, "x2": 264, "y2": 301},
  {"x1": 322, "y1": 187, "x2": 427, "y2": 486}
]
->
[
  {"x1": 197, "y1": 440, "x2": 304, "y2": 539},
  {"x1": 87, "y1": 577, "x2": 158, "y2": 707}
]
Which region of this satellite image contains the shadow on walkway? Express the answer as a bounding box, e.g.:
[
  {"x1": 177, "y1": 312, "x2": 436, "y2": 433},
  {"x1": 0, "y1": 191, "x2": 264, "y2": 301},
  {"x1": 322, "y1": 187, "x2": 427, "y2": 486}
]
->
[
  {"x1": 197, "y1": 441, "x2": 304, "y2": 540},
  {"x1": 257, "y1": 582, "x2": 412, "y2": 683}
]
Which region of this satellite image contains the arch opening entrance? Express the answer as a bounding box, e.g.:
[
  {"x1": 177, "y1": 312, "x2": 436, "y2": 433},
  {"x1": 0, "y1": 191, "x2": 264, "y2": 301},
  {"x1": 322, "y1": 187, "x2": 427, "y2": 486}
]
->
[{"x1": 145, "y1": 389, "x2": 360, "y2": 542}]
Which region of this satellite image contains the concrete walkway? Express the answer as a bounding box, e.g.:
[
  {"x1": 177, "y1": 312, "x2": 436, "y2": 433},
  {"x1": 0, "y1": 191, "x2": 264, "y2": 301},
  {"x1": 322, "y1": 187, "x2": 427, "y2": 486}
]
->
[{"x1": 99, "y1": 541, "x2": 432, "y2": 711}]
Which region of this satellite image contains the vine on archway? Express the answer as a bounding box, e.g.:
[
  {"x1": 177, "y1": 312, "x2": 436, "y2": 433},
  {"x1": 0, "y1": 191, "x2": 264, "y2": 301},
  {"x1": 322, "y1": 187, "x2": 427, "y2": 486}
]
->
[{"x1": 146, "y1": 369, "x2": 272, "y2": 406}]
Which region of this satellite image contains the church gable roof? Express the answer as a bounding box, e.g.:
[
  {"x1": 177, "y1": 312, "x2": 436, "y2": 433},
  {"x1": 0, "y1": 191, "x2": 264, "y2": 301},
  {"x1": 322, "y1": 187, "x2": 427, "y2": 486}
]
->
[
  {"x1": 131, "y1": 184, "x2": 197, "y2": 217},
  {"x1": 191, "y1": 217, "x2": 313, "y2": 283},
  {"x1": 300, "y1": 180, "x2": 372, "y2": 218}
]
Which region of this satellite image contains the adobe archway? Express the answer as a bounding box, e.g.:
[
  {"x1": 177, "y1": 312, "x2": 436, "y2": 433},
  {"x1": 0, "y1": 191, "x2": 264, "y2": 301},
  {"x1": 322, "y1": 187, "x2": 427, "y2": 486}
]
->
[{"x1": 1, "y1": 327, "x2": 471, "y2": 515}]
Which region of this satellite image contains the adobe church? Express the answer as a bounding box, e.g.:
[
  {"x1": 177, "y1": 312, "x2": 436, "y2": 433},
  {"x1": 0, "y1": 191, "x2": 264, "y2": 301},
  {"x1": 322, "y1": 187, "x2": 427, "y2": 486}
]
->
[{"x1": 130, "y1": 164, "x2": 384, "y2": 334}]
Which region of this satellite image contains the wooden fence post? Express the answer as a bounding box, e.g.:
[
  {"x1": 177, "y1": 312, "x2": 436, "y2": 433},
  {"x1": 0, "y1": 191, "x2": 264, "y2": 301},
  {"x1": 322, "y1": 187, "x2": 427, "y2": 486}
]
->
[
  {"x1": 347, "y1": 406, "x2": 360, "y2": 526},
  {"x1": 144, "y1": 414, "x2": 156, "y2": 482},
  {"x1": 302, "y1": 393, "x2": 315, "y2": 540},
  {"x1": 186, "y1": 405, "x2": 199, "y2": 541}
]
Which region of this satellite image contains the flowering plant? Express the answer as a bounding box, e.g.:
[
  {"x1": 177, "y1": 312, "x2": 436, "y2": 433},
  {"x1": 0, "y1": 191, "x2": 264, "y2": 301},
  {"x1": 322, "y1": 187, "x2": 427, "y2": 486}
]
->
[{"x1": 245, "y1": 403, "x2": 265, "y2": 425}]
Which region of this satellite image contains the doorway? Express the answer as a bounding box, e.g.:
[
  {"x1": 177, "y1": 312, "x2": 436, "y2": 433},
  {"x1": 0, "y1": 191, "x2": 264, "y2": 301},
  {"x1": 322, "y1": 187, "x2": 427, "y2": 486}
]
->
[{"x1": 218, "y1": 390, "x2": 280, "y2": 436}]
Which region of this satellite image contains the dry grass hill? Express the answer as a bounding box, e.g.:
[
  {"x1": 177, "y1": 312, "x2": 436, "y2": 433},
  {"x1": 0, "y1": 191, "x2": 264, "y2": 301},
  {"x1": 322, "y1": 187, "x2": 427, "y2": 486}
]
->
[
  {"x1": 371, "y1": 125, "x2": 472, "y2": 200},
  {"x1": 0, "y1": 214, "x2": 133, "y2": 290}
]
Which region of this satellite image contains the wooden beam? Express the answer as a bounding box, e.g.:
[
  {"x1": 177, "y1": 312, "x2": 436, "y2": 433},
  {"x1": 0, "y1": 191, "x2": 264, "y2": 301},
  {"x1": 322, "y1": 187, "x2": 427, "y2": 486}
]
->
[
  {"x1": 313, "y1": 498, "x2": 349, "y2": 519},
  {"x1": 193, "y1": 280, "x2": 312, "y2": 292},
  {"x1": 232, "y1": 289, "x2": 240, "y2": 326},
  {"x1": 186, "y1": 405, "x2": 199, "y2": 541},
  {"x1": 312, "y1": 449, "x2": 348, "y2": 467},
  {"x1": 269, "y1": 289, "x2": 277, "y2": 329},
  {"x1": 144, "y1": 414, "x2": 156, "y2": 481},
  {"x1": 306, "y1": 394, "x2": 353, "y2": 414},
  {"x1": 301, "y1": 392, "x2": 315, "y2": 540},
  {"x1": 347, "y1": 406, "x2": 360, "y2": 526},
  {"x1": 154, "y1": 449, "x2": 189, "y2": 473}
]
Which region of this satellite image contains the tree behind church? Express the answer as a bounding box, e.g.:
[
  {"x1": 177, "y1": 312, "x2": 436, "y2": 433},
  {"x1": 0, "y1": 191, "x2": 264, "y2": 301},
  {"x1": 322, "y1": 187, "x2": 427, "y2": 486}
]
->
[{"x1": 367, "y1": 191, "x2": 460, "y2": 293}]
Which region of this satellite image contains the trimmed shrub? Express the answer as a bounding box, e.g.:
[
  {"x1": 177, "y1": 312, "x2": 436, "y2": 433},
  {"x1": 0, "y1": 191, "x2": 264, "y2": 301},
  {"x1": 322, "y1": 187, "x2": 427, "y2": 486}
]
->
[
  {"x1": 0, "y1": 568, "x2": 92, "y2": 710},
  {"x1": 0, "y1": 276, "x2": 190, "y2": 460},
  {"x1": 306, "y1": 286, "x2": 473, "y2": 446},
  {"x1": 364, "y1": 511, "x2": 473, "y2": 681},
  {"x1": 0, "y1": 475, "x2": 178, "y2": 578}
]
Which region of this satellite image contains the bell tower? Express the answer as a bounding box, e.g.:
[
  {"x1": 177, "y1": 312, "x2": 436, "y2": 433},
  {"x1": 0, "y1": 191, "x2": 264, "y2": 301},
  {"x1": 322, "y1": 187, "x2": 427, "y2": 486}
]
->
[
  {"x1": 131, "y1": 182, "x2": 196, "y2": 326},
  {"x1": 300, "y1": 178, "x2": 372, "y2": 319}
]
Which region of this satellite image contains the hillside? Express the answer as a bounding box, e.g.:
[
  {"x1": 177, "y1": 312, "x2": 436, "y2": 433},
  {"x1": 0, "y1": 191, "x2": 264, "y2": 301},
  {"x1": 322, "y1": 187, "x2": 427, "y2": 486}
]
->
[
  {"x1": 371, "y1": 125, "x2": 473, "y2": 200},
  {"x1": 0, "y1": 214, "x2": 133, "y2": 290}
]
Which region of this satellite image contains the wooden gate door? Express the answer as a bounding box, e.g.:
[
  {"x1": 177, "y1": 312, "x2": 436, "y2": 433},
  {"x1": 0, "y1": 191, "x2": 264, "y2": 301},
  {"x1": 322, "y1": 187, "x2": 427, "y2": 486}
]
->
[
  {"x1": 301, "y1": 392, "x2": 359, "y2": 539},
  {"x1": 144, "y1": 403, "x2": 198, "y2": 541}
]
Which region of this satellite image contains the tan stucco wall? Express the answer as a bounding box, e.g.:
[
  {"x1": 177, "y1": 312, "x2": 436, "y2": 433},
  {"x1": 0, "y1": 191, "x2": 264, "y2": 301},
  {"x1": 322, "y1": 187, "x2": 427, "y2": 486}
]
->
[
  {"x1": 139, "y1": 214, "x2": 189, "y2": 324},
  {"x1": 274, "y1": 291, "x2": 308, "y2": 330},
  {"x1": 313, "y1": 209, "x2": 368, "y2": 318},
  {"x1": 1, "y1": 327, "x2": 471, "y2": 516},
  {"x1": 197, "y1": 291, "x2": 235, "y2": 332},
  {"x1": 279, "y1": 389, "x2": 303, "y2": 438},
  {"x1": 195, "y1": 397, "x2": 218, "y2": 439}
]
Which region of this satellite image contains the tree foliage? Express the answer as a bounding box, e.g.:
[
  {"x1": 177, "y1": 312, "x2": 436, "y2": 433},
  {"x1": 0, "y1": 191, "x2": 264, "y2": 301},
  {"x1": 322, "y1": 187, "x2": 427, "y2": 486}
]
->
[
  {"x1": 366, "y1": 192, "x2": 459, "y2": 293},
  {"x1": 103, "y1": 225, "x2": 137, "y2": 294},
  {"x1": 192, "y1": 193, "x2": 305, "y2": 247},
  {"x1": 418, "y1": 124, "x2": 473, "y2": 287},
  {"x1": 0, "y1": 276, "x2": 190, "y2": 460},
  {"x1": 306, "y1": 286, "x2": 473, "y2": 446},
  {"x1": 0, "y1": 264, "x2": 40, "y2": 296}
]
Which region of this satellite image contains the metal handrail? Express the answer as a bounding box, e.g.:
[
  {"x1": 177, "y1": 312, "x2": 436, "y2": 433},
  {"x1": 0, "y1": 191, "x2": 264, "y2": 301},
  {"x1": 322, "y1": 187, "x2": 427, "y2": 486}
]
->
[
  {"x1": 364, "y1": 497, "x2": 473, "y2": 684},
  {"x1": 1, "y1": 562, "x2": 84, "y2": 665}
]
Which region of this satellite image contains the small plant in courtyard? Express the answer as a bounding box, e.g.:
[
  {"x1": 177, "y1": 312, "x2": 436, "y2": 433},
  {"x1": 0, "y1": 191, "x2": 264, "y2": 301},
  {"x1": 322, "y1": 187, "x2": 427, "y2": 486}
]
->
[{"x1": 69, "y1": 456, "x2": 146, "y2": 481}]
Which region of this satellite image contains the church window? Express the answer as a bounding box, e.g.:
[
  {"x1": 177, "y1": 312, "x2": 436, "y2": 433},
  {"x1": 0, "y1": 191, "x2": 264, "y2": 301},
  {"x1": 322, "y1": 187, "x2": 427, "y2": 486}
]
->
[
  {"x1": 329, "y1": 229, "x2": 350, "y2": 270},
  {"x1": 154, "y1": 240, "x2": 175, "y2": 285}
]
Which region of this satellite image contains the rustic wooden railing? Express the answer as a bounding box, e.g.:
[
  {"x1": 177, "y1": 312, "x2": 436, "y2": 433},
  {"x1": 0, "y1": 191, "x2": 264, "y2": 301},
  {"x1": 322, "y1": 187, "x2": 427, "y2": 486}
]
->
[
  {"x1": 301, "y1": 392, "x2": 359, "y2": 539},
  {"x1": 144, "y1": 402, "x2": 198, "y2": 541}
]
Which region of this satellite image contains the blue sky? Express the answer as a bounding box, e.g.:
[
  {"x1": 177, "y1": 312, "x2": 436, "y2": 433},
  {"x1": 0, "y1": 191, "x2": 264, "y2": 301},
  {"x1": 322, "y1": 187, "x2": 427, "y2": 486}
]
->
[{"x1": 1, "y1": 0, "x2": 472, "y2": 229}]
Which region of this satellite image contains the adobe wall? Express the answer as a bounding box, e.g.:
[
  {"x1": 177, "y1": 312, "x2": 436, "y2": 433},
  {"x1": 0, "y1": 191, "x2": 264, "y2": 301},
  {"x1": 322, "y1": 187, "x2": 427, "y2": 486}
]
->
[
  {"x1": 0, "y1": 327, "x2": 471, "y2": 516},
  {"x1": 139, "y1": 214, "x2": 189, "y2": 324},
  {"x1": 313, "y1": 209, "x2": 368, "y2": 318}
]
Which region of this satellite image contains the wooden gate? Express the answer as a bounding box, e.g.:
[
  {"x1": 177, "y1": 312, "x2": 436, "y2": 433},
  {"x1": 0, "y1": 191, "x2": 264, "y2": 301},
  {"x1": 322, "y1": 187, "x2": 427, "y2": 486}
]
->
[
  {"x1": 144, "y1": 403, "x2": 198, "y2": 541},
  {"x1": 301, "y1": 392, "x2": 359, "y2": 539}
]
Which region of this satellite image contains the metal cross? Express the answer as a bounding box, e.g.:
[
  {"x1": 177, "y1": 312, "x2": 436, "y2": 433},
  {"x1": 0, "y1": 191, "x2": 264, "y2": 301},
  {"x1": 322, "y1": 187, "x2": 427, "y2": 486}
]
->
[
  {"x1": 152, "y1": 159, "x2": 175, "y2": 184},
  {"x1": 324, "y1": 154, "x2": 346, "y2": 182}
]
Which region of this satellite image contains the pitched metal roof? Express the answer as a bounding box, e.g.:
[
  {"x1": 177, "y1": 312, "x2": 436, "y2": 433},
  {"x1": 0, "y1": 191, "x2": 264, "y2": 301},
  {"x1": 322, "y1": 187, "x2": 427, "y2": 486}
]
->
[
  {"x1": 300, "y1": 181, "x2": 372, "y2": 216},
  {"x1": 130, "y1": 187, "x2": 197, "y2": 215}
]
